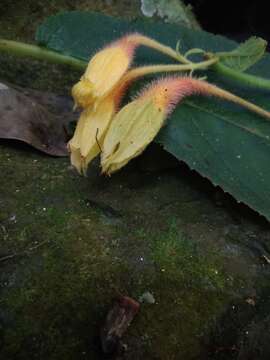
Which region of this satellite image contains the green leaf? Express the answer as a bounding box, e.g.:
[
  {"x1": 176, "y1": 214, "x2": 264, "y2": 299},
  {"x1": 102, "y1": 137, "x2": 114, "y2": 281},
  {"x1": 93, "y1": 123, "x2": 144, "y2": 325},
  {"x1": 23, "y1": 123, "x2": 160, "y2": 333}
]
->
[
  {"x1": 217, "y1": 36, "x2": 267, "y2": 72},
  {"x1": 36, "y1": 11, "x2": 270, "y2": 220}
]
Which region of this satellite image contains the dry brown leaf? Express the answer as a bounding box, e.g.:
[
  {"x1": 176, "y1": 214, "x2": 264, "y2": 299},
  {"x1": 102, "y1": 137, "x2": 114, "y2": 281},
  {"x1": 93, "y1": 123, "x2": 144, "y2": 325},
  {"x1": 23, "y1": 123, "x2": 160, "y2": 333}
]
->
[{"x1": 0, "y1": 82, "x2": 75, "y2": 156}]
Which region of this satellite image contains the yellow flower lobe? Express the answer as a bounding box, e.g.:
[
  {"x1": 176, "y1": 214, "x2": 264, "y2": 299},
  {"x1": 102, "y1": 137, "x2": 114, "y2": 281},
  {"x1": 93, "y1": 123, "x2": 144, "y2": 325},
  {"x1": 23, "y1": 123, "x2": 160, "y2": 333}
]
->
[
  {"x1": 72, "y1": 37, "x2": 136, "y2": 109},
  {"x1": 68, "y1": 94, "x2": 117, "y2": 175},
  {"x1": 71, "y1": 78, "x2": 94, "y2": 109},
  {"x1": 101, "y1": 98, "x2": 165, "y2": 175}
]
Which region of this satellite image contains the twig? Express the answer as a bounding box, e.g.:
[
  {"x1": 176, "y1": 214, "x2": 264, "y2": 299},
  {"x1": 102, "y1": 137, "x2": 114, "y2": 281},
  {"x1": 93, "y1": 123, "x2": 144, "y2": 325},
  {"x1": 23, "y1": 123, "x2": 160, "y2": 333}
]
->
[{"x1": 0, "y1": 240, "x2": 49, "y2": 263}]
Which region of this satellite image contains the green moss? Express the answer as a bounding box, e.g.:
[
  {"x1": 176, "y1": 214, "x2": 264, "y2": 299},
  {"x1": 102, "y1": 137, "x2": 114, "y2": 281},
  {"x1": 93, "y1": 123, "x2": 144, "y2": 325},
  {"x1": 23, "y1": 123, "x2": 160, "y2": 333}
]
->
[
  {"x1": 1, "y1": 133, "x2": 269, "y2": 360},
  {"x1": 153, "y1": 222, "x2": 226, "y2": 288},
  {"x1": 125, "y1": 222, "x2": 230, "y2": 359},
  {"x1": 0, "y1": 147, "x2": 227, "y2": 359}
]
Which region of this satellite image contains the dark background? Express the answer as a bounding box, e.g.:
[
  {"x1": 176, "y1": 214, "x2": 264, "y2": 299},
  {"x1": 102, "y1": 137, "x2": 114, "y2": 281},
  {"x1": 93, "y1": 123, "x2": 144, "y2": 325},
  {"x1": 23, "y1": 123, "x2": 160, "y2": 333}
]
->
[{"x1": 187, "y1": 0, "x2": 268, "y2": 44}]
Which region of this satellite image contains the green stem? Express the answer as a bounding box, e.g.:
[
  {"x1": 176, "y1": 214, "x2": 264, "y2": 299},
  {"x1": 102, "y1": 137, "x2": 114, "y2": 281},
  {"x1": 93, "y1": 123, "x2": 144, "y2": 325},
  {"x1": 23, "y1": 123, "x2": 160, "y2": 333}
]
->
[
  {"x1": 0, "y1": 39, "x2": 87, "y2": 70},
  {"x1": 124, "y1": 57, "x2": 219, "y2": 82},
  {"x1": 212, "y1": 61, "x2": 270, "y2": 90}
]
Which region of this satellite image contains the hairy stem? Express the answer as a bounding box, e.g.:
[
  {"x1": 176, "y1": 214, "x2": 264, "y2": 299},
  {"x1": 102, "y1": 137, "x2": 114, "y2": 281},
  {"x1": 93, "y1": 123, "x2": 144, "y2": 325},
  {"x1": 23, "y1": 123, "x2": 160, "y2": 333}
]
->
[
  {"x1": 124, "y1": 57, "x2": 219, "y2": 82},
  {"x1": 128, "y1": 34, "x2": 192, "y2": 64},
  {"x1": 0, "y1": 39, "x2": 87, "y2": 70},
  {"x1": 208, "y1": 83, "x2": 270, "y2": 119},
  {"x1": 189, "y1": 78, "x2": 270, "y2": 120}
]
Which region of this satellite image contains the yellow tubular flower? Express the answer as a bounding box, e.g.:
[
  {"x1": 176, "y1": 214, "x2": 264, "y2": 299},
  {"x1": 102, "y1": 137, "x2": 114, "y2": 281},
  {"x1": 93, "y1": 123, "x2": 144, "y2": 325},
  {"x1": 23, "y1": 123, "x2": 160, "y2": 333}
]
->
[
  {"x1": 68, "y1": 95, "x2": 116, "y2": 175},
  {"x1": 68, "y1": 109, "x2": 88, "y2": 174},
  {"x1": 68, "y1": 108, "x2": 88, "y2": 174},
  {"x1": 71, "y1": 36, "x2": 137, "y2": 109},
  {"x1": 80, "y1": 96, "x2": 115, "y2": 174},
  {"x1": 100, "y1": 76, "x2": 225, "y2": 175}
]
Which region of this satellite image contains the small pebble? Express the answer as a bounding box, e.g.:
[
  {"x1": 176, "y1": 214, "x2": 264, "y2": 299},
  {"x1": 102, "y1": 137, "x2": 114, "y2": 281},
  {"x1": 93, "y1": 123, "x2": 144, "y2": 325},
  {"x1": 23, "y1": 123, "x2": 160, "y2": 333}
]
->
[{"x1": 139, "y1": 291, "x2": 155, "y2": 304}]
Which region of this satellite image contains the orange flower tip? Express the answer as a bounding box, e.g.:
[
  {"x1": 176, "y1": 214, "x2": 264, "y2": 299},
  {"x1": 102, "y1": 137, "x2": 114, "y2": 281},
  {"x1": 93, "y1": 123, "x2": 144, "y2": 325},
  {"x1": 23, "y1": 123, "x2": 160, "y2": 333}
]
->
[
  {"x1": 114, "y1": 32, "x2": 143, "y2": 57},
  {"x1": 123, "y1": 32, "x2": 155, "y2": 49},
  {"x1": 114, "y1": 38, "x2": 136, "y2": 58},
  {"x1": 138, "y1": 76, "x2": 210, "y2": 115}
]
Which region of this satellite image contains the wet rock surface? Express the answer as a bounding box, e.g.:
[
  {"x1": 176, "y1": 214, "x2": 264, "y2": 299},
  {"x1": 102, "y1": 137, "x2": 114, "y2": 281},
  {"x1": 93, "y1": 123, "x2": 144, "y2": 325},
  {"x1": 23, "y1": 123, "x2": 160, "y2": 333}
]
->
[{"x1": 0, "y1": 138, "x2": 270, "y2": 359}]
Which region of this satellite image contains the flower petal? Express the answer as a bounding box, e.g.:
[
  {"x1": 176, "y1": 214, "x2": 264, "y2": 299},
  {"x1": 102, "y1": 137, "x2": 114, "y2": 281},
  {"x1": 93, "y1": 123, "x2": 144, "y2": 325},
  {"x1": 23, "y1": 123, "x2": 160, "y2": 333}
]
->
[
  {"x1": 69, "y1": 95, "x2": 116, "y2": 175},
  {"x1": 72, "y1": 39, "x2": 135, "y2": 109},
  {"x1": 101, "y1": 99, "x2": 165, "y2": 174}
]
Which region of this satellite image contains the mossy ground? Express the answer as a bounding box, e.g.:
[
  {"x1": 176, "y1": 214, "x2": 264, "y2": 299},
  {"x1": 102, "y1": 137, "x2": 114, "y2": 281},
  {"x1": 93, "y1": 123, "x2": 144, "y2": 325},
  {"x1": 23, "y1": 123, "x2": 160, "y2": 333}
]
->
[
  {"x1": 1, "y1": 143, "x2": 269, "y2": 359},
  {"x1": 1, "y1": 1, "x2": 270, "y2": 359}
]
